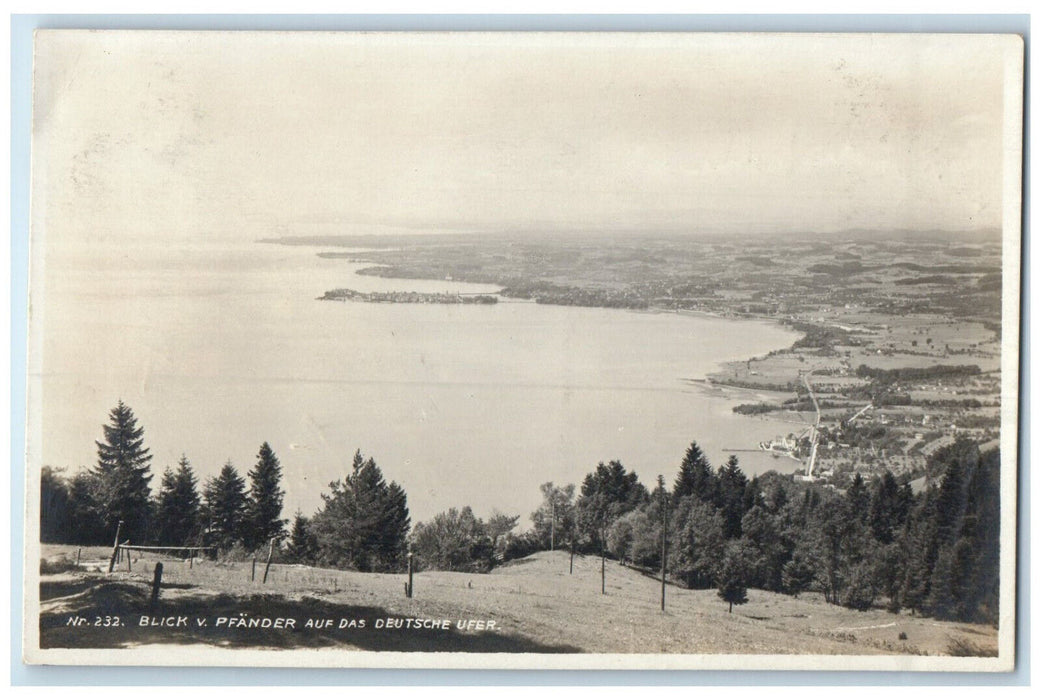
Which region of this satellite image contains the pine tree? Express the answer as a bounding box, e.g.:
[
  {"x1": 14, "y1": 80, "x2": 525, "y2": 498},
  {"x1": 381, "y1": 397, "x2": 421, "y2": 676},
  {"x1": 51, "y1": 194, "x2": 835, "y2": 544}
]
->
[
  {"x1": 813, "y1": 497, "x2": 852, "y2": 604},
  {"x1": 285, "y1": 512, "x2": 319, "y2": 564},
  {"x1": 846, "y1": 473, "x2": 870, "y2": 524},
  {"x1": 155, "y1": 455, "x2": 202, "y2": 546},
  {"x1": 967, "y1": 448, "x2": 1001, "y2": 623},
  {"x1": 311, "y1": 450, "x2": 365, "y2": 569},
  {"x1": 310, "y1": 450, "x2": 410, "y2": 572},
  {"x1": 717, "y1": 542, "x2": 751, "y2": 612},
  {"x1": 242, "y1": 442, "x2": 287, "y2": 550},
  {"x1": 668, "y1": 496, "x2": 725, "y2": 588},
  {"x1": 673, "y1": 441, "x2": 715, "y2": 505},
  {"x1": 933, "y1": 455, "x2": 967, "y2": 544},
  {"x1": 716, "y1": 455, "x2": 748, "y2": 539},
  {"x1": 350, "y1": 454, "x2": 386, "y2": 563},
  {"x1": 202, "y1": 461, "x2": 248, "y2": 551},
  {"x1": 869, "y1": 471, "x2": 902, "y2": 544},
  {"x1": 900, "y1": 492, "x2": 935, "y2": 616},
  {"x1": 93, "y1": 401, "x2": 153, "y2": 542},
  {"x1": 377, "y1": 480, "x2": 411, "y2": 570}
]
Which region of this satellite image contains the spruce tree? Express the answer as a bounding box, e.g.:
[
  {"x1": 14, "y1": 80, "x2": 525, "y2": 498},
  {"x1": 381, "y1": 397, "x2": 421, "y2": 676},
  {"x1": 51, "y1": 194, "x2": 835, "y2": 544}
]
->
[
  {"x1": 717, "y1": 542, "x2": 751, "y2": 612},
  {"x1": 202, "y1": 461, "x2": 248, "y2": 551},
  {"x1": 673, "y1": 441, "x2": 715, "y2": 505},
  {"x1": 378, "y1": 480, "x2": 411, "y2": 569},
  {"x1": 155, "y1": 455, "x2": 202, "y2": 546},
  {"x1": 967, "y1": 448, "x2": 1001, "y2": 623},
  {"x1": 243, "y1": 442, "x2": 287, "y2": 550},
  {"x1": 93, "y1": 401, "x2": 153, "y2": 542},
  {"x1": 286, "y1": 512, "x2": 319, "y2": 564},
  {"x1": 869, "y1": 471, "x2": 902, "y2": 544},
  {"x1": 716, "y1": 456, "x2": 748, "y2": 539},
  {"x1": 310, "y1": 450, "x2": 410, "y2": 572},
  {"x1": 846, "y1": 473, "x2": 870, "y2": 524},
  {"x1": 349, "y1": 455, "x2": 388, "y2": 570}
]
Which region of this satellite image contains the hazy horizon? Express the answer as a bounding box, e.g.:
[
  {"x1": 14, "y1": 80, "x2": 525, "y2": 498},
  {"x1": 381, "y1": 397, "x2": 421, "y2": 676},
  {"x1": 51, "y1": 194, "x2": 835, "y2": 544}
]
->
[{"x1": 32, "y1": 32, "x2": 1014, "y2": 252}]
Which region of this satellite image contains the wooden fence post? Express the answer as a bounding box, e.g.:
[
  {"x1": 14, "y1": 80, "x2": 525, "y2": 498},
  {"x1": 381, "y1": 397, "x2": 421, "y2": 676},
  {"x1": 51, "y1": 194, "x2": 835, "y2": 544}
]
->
[
  {"x1": 150, "y1": 562, "x2": 163, "y2": 608},
  {"x1": 125, "y1": 542, "x2": 132, "y2": 572},
  {"x1": 76, "y1": 548, "x2": 81, "y2": 567},
  {"x1": 251, "y1": 555, "x2": 257, "y2": 582},
  {"x1": 262, "y1": 539, "x2": 274, "y2": 584},
  {"x1": 406, "y1": 551, "x2": 414, "y2": 598},
  {"x1": 107, "y1": 520, "x2": 124, "y2": 573},
  {"x1": 188, "y1": 549, "x2": 194, "y2": 569}
]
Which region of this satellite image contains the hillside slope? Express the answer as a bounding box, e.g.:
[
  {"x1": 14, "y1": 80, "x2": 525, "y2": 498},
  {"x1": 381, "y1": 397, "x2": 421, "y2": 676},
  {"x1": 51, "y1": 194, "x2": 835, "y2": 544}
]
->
[{"x1": 38, "y1": 546, "x2": 997, "y2": 656}]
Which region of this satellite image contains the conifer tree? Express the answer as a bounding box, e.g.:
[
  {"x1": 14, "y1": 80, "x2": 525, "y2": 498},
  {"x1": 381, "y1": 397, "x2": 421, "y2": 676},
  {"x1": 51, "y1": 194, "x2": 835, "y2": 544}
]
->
[
  {"x1": 966, "y1": 448, "x2": 1001, "y2": 623},
  {"x1": 900, "y1": 493, "x2": 935, "y2": 616},
  {"x1": 673, "y1": 441, "x2": 715, "y2": 505},
  {"x1": 155, "y1": 455, "x2": 202, "y2": 545},
  {"x1": 378, "y1": 480, "x2": 411, "y2": 569},
  {"x1": 286, "y1": 511, "x2": 319, "y2": 564},
  {"x1": 242, "y1": 442, "x2": 287, "y2": 550},
  {"x1": 717, "y1": 542, "x2": 751, "y2": 612},
  {"x1": 310, "y1": 449, "x2": 410, "y2": 572},
  {"x1": 202, "y1": 461, "x2": 248, "y2": 551},
  {"x1": 716, "y1": 455, "x2": 748, "y2": 539},
  {"x1": 869, "y1": 471, "x2": 903, "y2": 544},
  {"x1": 846, "y1": 473, "x2": 870, "y2": 524},
  {"x1": 93, "y1": 401, "x2": 153, "y2": 542}
]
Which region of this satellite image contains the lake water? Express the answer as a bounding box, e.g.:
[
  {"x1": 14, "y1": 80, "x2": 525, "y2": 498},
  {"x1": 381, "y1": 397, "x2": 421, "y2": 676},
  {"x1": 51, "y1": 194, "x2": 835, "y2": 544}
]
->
[{"x1": 30, "y1": 240, "x2": 802, "y2": 522}]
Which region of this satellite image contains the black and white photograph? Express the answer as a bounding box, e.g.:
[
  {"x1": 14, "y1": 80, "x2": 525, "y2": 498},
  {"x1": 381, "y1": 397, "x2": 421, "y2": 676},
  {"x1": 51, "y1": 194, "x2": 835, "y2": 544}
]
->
[{"x1": 23, "y1": 30, "x2": 1023, "y2": 670}]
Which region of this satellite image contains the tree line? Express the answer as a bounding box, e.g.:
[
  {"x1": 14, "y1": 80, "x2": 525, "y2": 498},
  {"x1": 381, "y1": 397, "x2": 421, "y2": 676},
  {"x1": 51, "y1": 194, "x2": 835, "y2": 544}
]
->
[
  {"x1": 405, "y1": 440, "x2": 999, "y2": 625},
  {"x1": 41, "y1": 401, "x2": 998, "y2": 624},
  {"x1": 40, "y1": 401, "x2": 410, "y2": 571}
]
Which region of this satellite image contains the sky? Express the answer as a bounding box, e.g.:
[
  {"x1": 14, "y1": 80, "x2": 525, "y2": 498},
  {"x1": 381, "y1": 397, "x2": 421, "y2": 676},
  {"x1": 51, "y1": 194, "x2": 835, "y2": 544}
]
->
[{"x1": 31, "y1": 31, "x2": 1020, "y2": 250}]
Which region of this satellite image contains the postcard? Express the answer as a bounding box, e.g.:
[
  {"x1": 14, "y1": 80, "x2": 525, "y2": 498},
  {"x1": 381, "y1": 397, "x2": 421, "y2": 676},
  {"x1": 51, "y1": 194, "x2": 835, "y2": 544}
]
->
[{"x1": 23, "y1": 30, "x2": 1023, "y2": 671}]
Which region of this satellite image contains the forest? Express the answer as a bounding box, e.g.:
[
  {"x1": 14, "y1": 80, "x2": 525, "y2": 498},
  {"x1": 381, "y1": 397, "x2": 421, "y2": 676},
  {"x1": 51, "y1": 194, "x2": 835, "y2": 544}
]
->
[{"x1": 41, "y1": 400, "x2": 1000, "y2": 625}]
